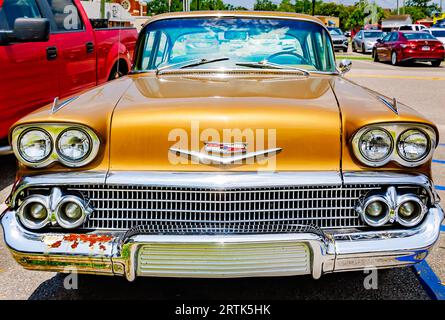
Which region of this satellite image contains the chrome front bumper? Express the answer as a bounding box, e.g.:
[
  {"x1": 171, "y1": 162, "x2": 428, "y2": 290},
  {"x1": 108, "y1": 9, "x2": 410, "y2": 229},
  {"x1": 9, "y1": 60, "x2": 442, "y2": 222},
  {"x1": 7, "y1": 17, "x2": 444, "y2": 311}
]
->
[{"x1": 1, "y1": 205, "x2": 443, "y2": 280}]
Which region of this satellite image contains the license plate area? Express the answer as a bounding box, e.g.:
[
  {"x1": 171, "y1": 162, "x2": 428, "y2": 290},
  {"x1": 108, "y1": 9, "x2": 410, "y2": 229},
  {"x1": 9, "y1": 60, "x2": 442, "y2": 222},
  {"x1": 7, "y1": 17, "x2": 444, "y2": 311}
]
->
[
  {"x1": 136, "y1": 242, "x2": 311, "y2": 278},
  {"x1": 422, "y1": 46, "x2": 430, "y2": 51}
]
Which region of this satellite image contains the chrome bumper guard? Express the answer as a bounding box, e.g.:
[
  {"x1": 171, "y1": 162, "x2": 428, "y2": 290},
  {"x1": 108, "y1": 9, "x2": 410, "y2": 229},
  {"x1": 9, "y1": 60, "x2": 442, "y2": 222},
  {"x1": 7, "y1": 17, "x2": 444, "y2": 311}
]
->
[{"x1": 2, "y1": 205, "x2": 443, "y2": 280}]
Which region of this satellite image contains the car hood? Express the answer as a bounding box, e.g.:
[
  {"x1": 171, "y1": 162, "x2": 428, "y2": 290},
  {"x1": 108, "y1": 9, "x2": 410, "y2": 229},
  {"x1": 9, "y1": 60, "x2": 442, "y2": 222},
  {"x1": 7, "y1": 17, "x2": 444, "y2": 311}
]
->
[
  {"x1": 109, "y1": 73, "x2": 342, "y2": 171},
  {"x1": 331, "y1": 35, "x2": 346, "y2": 40},
  {"x1": 13, "y1": 72, "x2": 436, "y2": 175}
]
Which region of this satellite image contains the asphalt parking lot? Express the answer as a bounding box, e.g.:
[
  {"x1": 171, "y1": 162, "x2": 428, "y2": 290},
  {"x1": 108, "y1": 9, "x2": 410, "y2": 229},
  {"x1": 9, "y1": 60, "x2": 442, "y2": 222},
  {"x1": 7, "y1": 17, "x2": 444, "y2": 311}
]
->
[{"x1": 0, "y1": 54, "x2": 444, "y2": 300}]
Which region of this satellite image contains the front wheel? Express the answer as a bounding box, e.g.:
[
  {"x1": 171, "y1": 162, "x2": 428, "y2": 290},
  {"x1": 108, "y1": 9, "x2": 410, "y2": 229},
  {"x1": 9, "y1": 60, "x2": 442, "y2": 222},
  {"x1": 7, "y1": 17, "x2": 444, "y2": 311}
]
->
[
  {"x1": 373, "y1": 49, "x2": 379, "y2": 62},
  {"x1": 431, "y1": 60, "x2": 442, "y2": 67},
  {"x1": 391, "y1": 51, "x2": 399, "y2": 66}
]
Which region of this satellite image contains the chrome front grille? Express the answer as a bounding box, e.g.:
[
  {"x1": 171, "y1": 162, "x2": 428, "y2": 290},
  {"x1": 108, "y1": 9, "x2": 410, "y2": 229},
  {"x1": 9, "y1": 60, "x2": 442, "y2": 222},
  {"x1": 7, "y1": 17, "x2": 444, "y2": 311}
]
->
[{"x1": 61, "y1": 184, "x2": 380, "y2": 232}]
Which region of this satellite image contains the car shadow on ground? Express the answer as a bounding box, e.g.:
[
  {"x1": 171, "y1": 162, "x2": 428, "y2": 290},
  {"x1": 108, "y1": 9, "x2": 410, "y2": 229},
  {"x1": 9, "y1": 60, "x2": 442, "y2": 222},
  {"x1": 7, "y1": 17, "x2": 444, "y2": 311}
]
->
[{"x1": 28, "y1": 267, "x2": 429, "y2": 300}]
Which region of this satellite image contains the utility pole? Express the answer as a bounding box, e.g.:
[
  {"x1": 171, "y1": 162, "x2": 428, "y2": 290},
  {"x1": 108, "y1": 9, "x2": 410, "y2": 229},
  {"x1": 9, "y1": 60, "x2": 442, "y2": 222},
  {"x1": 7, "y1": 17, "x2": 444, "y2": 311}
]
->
[
  {"x1": 312, "y1": 0, "x2": 315, "y2": 15},
  {"x1": 396, "y1": 0, "x2": 399, "y2": 15},
  {"x1": 197, "y1": 0, "x2": 200, "y2": 10},
  {"x1": 100, "y1": 0, "x2": 105, "y2": 19}
]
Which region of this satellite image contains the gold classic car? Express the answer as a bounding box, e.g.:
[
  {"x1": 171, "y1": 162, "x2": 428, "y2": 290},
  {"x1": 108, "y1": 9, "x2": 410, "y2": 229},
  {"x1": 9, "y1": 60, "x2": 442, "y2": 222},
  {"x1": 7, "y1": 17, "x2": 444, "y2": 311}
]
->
[{"x1": 1, "y1": 11, "x2": 443, "y2": 280}]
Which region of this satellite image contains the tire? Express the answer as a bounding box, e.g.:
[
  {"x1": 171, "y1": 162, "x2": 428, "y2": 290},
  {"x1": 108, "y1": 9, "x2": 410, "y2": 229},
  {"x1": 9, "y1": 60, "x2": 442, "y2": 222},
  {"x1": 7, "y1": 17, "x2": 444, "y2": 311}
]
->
[
  {"x1": 431, "y1": 60, "x2": 441, "y2": 67},
  {"x1": 352, "y1": 43, "x2": 356, "y2": 52},
  {"x1": 108, "y1": 60, "x2": 128, "y2": 81},
  {"x1": 361, "y1": 44, "x2": 365, "y2": 53},
  {"x1": 391, "y1": 51, "x2": 398, "y2": 66},
  {"x1": 343, "y1": 47, "x2": 348, "y2": 53},
  {"x1": 373, "y1": 49, "x2": 379, "y2": 62}
]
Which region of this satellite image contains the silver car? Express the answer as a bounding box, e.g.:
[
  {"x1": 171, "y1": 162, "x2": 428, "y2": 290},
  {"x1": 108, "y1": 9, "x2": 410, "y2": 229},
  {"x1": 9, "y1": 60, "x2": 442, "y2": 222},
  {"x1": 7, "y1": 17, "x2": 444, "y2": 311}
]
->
[
  {"x1": 328, "y1": 27, "x2": 348, "y2": 52},
  {"x1": 352, "y1": 30, "x2": 385, "y2": 53}
]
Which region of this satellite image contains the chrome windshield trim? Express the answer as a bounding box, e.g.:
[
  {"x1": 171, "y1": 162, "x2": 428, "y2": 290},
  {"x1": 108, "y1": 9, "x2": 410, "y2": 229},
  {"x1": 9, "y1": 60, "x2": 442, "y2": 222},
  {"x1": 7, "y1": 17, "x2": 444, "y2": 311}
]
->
[
  {"x1": 142, "y1": 68, "x2": 339, "y2": 77},
  {"x1": 136, "y1": 13, "x2": 338, "y2": 75}
]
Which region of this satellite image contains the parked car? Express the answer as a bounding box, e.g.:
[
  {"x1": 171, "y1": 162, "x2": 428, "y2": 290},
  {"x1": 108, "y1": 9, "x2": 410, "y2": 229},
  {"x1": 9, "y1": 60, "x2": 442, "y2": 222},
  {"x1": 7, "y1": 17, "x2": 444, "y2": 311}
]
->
[
  {"x1": 426, "y1": 28, "x2": 445, "y2": 45},
  {"x1": 2, "y1": 11, "x2": 443, "y2": 281},
  {"x1": 398, "y1": 24, "x2": 428, "y2": 31},
  {"x1": 327, "y1": 27, "x2": 348, "y2": 52},
  {"x1": 373, "y1": 31, "x2": 445, "y2": 66},
  {"x1": 0, "y1": 0, "x2": 138, "y2": 152},
  {"x1": 352, "y1": 29, "x2": 385, "y2": 53}
]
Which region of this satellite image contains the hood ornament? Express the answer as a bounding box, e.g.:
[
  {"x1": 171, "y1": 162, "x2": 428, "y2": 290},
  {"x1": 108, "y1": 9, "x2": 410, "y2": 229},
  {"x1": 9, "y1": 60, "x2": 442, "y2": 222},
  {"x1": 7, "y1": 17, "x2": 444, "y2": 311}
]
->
[{"x1": 170, "y1": 142, "x2": 281, "y2": 165}]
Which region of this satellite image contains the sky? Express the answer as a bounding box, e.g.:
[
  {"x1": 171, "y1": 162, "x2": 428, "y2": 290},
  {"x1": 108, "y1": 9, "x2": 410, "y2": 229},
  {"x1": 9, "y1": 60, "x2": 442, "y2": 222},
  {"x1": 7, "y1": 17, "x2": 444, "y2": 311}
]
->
[{"x1": 224, "y1": 0, "x2": 444, "y2": 10}]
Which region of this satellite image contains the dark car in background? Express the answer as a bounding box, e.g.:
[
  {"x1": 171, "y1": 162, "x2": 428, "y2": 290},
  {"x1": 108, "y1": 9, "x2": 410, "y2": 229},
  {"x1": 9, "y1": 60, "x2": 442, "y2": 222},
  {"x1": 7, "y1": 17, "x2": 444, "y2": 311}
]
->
[
  {"x1": 373, "y1": 31, "x2": 444, "y2": 66},
  {"x1": 327, "y1": 27, "x2": 348, "y2": 52},
  {"x1": 352, "y1": 29, "x2": 385, "y2": 53}
]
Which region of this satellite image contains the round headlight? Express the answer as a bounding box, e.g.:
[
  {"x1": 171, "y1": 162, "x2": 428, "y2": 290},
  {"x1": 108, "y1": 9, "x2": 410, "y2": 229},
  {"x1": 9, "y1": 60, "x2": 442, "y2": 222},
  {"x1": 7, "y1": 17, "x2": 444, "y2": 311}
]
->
[
  {"x1": 18, "y1": 129, "x2": 52, "y2": 163},
  {"x1": 57, "y1": 129, "x2": 91, "y2": 162},
  {"x1": 359, "y1": 129, "x2": 393, "y2": 162},
  {"x1": 397, "y1": 129, "x2": 429, "y2": 162}
]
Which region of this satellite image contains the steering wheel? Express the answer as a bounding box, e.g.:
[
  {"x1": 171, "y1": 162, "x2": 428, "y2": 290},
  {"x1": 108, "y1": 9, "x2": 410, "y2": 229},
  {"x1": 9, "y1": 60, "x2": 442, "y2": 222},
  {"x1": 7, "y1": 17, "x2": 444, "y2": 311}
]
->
[{"x1": 267, "y1": 51, "x2": 310, "y2": 65}]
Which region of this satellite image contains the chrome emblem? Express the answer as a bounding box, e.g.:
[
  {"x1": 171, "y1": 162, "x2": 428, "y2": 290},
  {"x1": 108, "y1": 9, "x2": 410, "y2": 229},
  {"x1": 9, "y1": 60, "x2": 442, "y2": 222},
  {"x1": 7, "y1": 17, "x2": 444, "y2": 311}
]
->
[{"x1": 204, "y1": 142, "x2": 247, "y2": 154}]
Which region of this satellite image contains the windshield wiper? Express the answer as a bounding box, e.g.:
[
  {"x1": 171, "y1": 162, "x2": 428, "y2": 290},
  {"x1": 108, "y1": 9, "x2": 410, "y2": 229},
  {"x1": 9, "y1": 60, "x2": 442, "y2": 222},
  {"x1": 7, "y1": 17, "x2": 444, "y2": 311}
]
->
[
  {"x1": 235, "y1": 60, "x2": 310, "y2": 76},
  {"x1": 156, "y1": 57, "x2": 230, "y2": 75}
]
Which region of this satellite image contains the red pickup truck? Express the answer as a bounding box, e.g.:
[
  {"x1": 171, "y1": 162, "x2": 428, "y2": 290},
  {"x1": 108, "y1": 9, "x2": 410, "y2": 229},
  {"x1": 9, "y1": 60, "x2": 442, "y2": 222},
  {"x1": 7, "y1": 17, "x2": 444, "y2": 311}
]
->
[{"x1": 0, "y1": 0, "x2": 137, "y2": 151}]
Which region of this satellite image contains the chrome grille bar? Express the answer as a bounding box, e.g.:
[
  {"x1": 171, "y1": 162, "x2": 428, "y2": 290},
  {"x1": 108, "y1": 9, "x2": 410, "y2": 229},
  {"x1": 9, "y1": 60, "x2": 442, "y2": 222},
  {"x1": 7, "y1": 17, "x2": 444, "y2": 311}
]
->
[{"x1": 58, "y1": 184, "x2": 381, "y2": 231}]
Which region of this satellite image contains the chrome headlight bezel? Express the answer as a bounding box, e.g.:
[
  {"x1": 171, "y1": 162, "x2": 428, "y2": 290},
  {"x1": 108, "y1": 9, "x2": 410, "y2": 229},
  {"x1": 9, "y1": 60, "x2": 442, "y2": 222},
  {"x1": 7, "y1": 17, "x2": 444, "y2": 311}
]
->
[
  {"x1": 12, "y1": 124, "x2": 100, "y2": 168},
  {"x1": 17, "y1": 128, "x2": 53, "y2": 164},
  {"x1": 56, "y1": 128, "x2": 93, "y2": 166},
  {"x1": 397, "y1": 129, "x2": 430, "y2": 163},
  {"x1": 357, "y1": 128, "x2": 394, "y2": 165},
  {"x1": 352, "y1": 123, "x2": 436, "y2": 167}
]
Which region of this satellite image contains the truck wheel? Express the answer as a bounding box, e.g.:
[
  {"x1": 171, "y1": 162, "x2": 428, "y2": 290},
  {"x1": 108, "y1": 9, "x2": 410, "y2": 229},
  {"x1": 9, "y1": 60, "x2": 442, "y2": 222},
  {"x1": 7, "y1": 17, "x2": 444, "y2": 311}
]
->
[
  {"x1": 108, "y1": 61, "x2": 128, "y2": 81},
  {"x1": 431, "y1": 60, "x2": 441, "y2": 67},
  {"x1": 373, "y1": 49, "x2": 379, "y2": 62}
]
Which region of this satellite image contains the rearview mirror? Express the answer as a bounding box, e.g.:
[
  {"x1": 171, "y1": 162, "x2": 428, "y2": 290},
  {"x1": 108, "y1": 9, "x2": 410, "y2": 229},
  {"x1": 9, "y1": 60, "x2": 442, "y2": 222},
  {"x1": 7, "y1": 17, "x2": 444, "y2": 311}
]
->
[
  {"x1": 0, "y1": 18, "x2": 50, "y2": 45},
  {"x1": 338, "y1": 59, "x2": 352, "y2": 74}
]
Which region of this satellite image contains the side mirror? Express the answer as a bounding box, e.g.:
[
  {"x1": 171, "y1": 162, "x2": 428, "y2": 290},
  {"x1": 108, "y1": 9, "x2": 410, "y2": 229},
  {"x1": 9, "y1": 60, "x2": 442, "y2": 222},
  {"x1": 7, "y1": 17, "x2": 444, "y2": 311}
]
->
[
  {"x1": 12, "y1": 18, "x2": 50, "y2": 43},
  {"x1": 338, "y1": 59, "x2": 352, "y2": 74}
]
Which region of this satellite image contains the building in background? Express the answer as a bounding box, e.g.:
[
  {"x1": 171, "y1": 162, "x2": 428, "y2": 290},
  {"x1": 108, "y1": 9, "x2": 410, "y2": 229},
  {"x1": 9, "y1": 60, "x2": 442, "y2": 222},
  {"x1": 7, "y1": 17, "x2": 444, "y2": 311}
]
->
[
  {"x1": 81, "y1": 0, "x2": 136, "y2": 26},
  {"x1": 381, "y1": 15, "x2": 412, "y2": 32},
  {"x1": 315, "y1": 16, "x2": 339, "y2": 27},
  {"x1": 113, "y1": 0, "x2": 147, "y2": 16}
]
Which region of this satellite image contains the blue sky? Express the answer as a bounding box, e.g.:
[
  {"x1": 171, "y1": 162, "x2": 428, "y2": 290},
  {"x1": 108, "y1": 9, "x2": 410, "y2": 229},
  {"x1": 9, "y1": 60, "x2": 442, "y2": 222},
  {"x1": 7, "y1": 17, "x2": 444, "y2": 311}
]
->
[{"x1": 225, "y1": 0, "x2": 443, "y2": 10}]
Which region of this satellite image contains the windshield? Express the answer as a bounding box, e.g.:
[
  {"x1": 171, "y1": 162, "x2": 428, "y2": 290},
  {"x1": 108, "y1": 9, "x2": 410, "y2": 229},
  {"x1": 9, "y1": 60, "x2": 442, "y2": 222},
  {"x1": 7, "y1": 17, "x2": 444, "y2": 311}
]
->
[
  {"x1": 364, "y1": 31, "x2": 383, "y2": 38},
  {"x1": 328, "y1": 28, "x2": 343, "y2": 36},
  {"x1": 134, "y1": 17, "x2": 336, "y2": 73},
  {"x1": 431, "y1": 30, "x2": 445, "y2": 37},
  {"x1": 403, "y1": 32, "x2": 436, "y2": 40}
]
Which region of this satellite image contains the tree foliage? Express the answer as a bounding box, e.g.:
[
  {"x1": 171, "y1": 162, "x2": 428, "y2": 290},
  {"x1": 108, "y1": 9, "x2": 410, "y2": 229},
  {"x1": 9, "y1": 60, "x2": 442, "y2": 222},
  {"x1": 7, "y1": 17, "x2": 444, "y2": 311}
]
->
[{"x1": 253, "y1": 0, "x2": 278, "y2": 11}]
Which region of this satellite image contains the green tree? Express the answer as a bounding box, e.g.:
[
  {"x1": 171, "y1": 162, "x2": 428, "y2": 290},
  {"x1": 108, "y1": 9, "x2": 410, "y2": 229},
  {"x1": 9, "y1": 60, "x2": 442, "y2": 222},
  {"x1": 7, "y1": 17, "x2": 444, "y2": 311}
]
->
[
  {"x1": 146, "y1": 0, "x2": 183, "y2": 15},
  {"x1": 254, "y1": 0, "x2": 278, "y2": 11},
  {"x1": 191, "y1": 0, "x2": 229, "y2": 10},
  {"x1": 402, "y1": 6, "x2": 427, "y2": 21},
  {"x1": 278, "y1": 0, "x2": 295, "y2": 12}
]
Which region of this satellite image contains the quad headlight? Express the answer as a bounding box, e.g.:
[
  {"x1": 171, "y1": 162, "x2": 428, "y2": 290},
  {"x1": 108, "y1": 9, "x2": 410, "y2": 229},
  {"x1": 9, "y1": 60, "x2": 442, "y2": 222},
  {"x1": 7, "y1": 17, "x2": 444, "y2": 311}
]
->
[
  {"x1": 397, "y1": 129, "x2": 429, "y2": 162},
  {"x1": 353, "y1": 123, "x2": 436, "y2": 167},
  {"x1": 358, "y1": 129, "x2": 393, "y2": 162},
  {"x1": 57, "y1": 129, "x2": 91, "y2": 162},
  {"x1": 18, "y1": 129, "x2": 52, "y2": 163},
  {"x1": 12, "y1": 124, "x2": 100, "y2": 168}
]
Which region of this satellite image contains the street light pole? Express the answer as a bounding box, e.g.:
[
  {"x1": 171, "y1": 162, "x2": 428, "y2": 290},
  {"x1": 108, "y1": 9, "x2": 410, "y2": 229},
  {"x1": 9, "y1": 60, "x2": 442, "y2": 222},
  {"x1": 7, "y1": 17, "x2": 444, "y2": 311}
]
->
[{"x1": 312, "y1": 0, "x2": 315, "y2": 15}]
